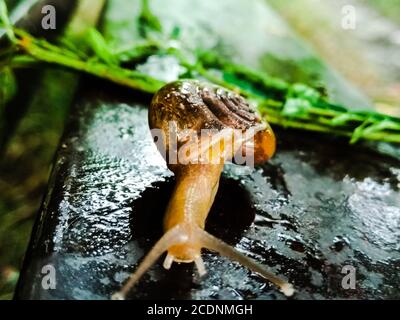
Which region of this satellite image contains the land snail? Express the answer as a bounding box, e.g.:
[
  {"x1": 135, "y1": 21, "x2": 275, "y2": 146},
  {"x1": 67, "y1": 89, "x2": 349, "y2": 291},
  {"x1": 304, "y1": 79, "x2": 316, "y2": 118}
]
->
[{"x1": 113, "y1": 80, "x2": 294, "y2": 299}]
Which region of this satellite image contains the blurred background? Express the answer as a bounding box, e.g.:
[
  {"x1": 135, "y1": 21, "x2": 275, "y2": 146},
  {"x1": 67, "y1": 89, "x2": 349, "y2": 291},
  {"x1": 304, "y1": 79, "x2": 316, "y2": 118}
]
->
[{"x1": 0, "y1": 0, "x2": 399, "y2": 299}]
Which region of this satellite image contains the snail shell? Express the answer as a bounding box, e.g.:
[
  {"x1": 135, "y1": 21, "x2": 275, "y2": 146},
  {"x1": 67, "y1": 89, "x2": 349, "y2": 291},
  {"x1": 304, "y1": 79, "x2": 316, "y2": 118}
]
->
[{"x1": 149, "y1": 80, "x2": 276, "y2": 167}]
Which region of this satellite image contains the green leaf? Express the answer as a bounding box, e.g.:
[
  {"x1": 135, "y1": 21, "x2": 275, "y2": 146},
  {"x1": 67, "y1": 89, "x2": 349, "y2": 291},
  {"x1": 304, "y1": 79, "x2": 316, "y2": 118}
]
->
[
  {"x1": 289, "y1": 83, "x2": 320, "y2": 103},
  {"x1": 138, "y1": 0, "x2": 163, "y2": 37},
  {"x1": 115, "y1": 42, "x2": 159, "y2": 64},
  {"x1": 85, "y1": 28, "x2": 118, "y2": 65},
  {"x1": 0, "y1": 67, "x2": 17, "y2": 135},
  {"x1": 222, "y1": 71, "x2": 268, "y2": 98},
  {"x1": 0, "y1": 67, "x2": 17, "y2": 106},
  {"x1": 282, "y1": 98, "x2": 312, "y2": 118},
  {"x1": 330, "y1": 113, "x2": 361, "y2": 126},
  {"x1": 170, "y1": 26, "x2": 181, "y2": 40},
  {"x1": 350, "y1": 120, "x2": 371, "y2": 144},
  {"x1": 362, "y1": 119, "x2": 400, "y2": 135},
  {"x1": 0, "y1": 0, "x2": 16, "y2": 42}
]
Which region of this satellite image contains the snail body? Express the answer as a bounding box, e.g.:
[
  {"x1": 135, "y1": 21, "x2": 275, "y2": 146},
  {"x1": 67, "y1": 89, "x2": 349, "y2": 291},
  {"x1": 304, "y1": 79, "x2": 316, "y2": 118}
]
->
[{"x1": 113, "y1": 80, "x2": 294, "y2": 299}]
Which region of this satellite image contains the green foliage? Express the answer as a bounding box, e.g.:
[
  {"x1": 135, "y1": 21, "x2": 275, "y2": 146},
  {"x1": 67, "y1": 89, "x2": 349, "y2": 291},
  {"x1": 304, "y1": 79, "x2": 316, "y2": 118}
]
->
[
  {"x1": 85, "y1": 28, "x2": 119, "y2": 65},
  {"x1": 365, "y1": 0, "x2": 400, "y2": 24},
  {"x1": 0, "y1": 67, "x2": 16, "y2": 136},
  {"x1": 115, "y1": 42, "x2": 160, "y2": 64},
  {"x1": 0, "y1": 66, "x2": 16, "y2": 105},
  {"x1": 0, "y1": 0, "x2": 15, "y2": 42},
  {"x1": 138, "y1": 0, "x2": 163, "y2": 37},
  {"x1": 260, "y1": 54, "x2": 324, "y2": 89},
  {"x1": 197, "y1": 49, "x2": 288, "y2": 99},
  {"x1": 0, "y1": 0, "x2": 399, "y2": 144}
]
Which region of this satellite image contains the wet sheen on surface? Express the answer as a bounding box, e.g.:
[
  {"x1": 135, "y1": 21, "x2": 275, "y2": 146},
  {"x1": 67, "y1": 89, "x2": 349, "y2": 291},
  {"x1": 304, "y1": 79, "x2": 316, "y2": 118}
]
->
[
  {"x1": 16, "y1": 86, "x2": 400, "y2": 299},
  {"x1": 16, "y1": 0, "x2": 400, "y2": 300}
]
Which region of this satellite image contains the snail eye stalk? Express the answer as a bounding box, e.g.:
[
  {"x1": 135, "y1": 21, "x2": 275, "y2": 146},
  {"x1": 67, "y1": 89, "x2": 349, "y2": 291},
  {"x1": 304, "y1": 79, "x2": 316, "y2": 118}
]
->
[{"x1": 113, "y1": 80, "x2": 292, "y2": 300}]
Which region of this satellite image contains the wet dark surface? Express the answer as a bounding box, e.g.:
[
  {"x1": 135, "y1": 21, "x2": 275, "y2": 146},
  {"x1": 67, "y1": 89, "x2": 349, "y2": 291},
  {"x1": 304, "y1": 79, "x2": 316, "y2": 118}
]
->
[
  {"x1": 15, "y1": 81, "x2": 400, "y2": 300},
  {"x1": 15, "y1": 0, "x2": 400, "y2": 300}
]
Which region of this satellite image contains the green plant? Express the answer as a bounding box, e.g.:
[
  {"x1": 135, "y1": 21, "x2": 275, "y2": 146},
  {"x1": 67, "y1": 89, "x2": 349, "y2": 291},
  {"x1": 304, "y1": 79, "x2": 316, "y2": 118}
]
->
[{"x1": 0, "y1": 0, "x2": 399, "y2": 144}]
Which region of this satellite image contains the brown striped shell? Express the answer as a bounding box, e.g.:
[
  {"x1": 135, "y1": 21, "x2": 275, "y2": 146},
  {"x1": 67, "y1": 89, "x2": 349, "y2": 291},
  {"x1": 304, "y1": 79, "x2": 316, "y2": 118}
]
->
[{"x1": 149, "y1": 80, "x2": 276, "y2": 166}]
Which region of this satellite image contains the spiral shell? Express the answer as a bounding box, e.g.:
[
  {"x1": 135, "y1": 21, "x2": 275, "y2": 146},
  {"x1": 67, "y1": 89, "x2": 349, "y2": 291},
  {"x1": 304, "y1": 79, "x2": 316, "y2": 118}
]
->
[{"x1": 149, "y1": 80, "x2": 275, "y2": 166}]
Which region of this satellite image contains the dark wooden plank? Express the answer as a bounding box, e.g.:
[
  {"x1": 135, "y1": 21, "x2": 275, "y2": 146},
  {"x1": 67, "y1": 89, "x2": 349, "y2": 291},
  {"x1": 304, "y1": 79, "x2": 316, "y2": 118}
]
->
[{"x1": 15, "y1": 0, "x2": 400, "y2": 300}]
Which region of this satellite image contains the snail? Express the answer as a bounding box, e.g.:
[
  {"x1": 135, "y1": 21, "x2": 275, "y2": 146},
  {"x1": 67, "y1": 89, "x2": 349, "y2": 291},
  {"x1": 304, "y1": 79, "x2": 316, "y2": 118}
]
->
[{"x1": 113, "y1": 80, "x2": 294, "y2": 299}]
